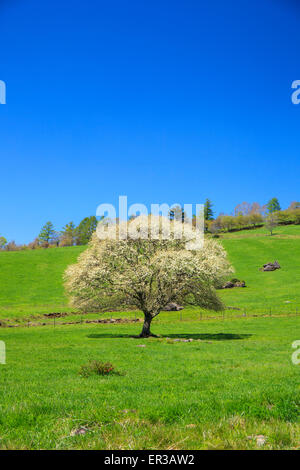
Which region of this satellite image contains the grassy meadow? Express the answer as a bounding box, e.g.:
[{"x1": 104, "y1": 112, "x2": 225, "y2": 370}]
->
[
  {"x1": 0, "y1": 224, "x2": 299, "y2": 320},
  {"x1": 0, "y1": 224, "x2": 299, "y2": 449},
  {"x1": 220, "y1": 229, "x2": 300, "y2": 314},
  {"x1": 0, "y1": 246, "x2": 86, "y2": 319},
  {"x1": 0, "y1": 316, "x2": 299, "y2": 450}
]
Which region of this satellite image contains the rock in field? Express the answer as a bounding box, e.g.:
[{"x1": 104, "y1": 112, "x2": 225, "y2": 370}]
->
[
  {"x1": 163, "y1": 302, "x2": 184, "y2": 311},
  {"x1": 222, "y1": 279, "x2": 246, "y2": 288},
  {"x1": 223, "y1": 281, "x2": 235, "y2": 289},
  {"x1": 261, "y1": 260, "x2": 281, "y2": 271}
]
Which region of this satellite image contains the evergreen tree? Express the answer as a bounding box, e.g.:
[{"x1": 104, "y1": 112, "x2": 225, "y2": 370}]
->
[
  {"x1": 60, "y1": 222, "x2": 77, "y2": 246},
  {"x1": 267, "y1": 198, "x2": 281, "y2": 213},
  {"x1": 204, "y1": 199, "x2": 214, "y2": 220},
  {"x1": 38, "y1": 221, "x2": 55, "y2": 244},
  {"x1": 75, "y1": 216, "x2": 97, "y2": 245}
]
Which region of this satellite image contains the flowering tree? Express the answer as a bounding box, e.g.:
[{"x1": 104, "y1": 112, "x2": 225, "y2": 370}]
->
[{"x1": 64, "y1": 216, "x2": 232, "y2": 337}]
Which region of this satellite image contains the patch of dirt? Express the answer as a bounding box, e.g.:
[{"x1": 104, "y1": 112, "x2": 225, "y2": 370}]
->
[
  {"x1": 43, "y1": 312, "x2": 68, "y2": 318},
  {"x1": 82, "y1": 318, "x2": 141, "y2": 324},
  {"x1": 0, "y1": 317, "x2": 142, "y2": 328}
]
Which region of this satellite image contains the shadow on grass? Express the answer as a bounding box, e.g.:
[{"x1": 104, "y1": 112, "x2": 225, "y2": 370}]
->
[
  {"x1": 87, "y1": 333, "x2": 252, "y2": 341},
  {"x1": 162, "y1": 333, "x2": 252, "y2": 340}
]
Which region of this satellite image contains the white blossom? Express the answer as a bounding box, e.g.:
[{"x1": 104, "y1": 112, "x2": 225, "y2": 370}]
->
[{"x1": 64, "y1": 215, "x2": 233, "y2": 336}]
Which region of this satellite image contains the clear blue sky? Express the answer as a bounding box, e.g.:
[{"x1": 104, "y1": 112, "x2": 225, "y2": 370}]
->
[{"x1": 0, "y1": 0, "x2": 299, "y2": 243}]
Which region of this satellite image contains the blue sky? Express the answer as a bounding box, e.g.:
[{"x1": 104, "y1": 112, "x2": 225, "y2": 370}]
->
[{"x1": 0, "y1": 0, "x2": 299, "y2": 243}]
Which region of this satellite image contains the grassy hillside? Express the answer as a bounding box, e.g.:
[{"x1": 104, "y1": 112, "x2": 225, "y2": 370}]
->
[
  {"x1": 0, "y1": 224, "x2": 299, "y2": 318},
  {"x1": 0, "y1": 246, "x2": 85, "y2": 318},
  {"x1": 219, "y1": 227, "x2": 300, "y2": 314},
  {"x1": 0, "y1": 229, "x2": 299, "y2": 449}
]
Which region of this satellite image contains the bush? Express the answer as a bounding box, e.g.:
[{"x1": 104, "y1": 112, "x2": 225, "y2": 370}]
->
[
  {"x1": 4, "y1": 241, "x2": 22, "y2": 251},
  {"x1": 59, "y1": 236, "x2": 73, "y2": 247},
  {"x1": 28, "y1": 238, "x2": 40, "y2": 250},
  {"x1": 79, "y1": 360, "x2": 118, "y2": 378},
  {"x1": 291, "y1": 209, "x2": 300, "y2": 225}
]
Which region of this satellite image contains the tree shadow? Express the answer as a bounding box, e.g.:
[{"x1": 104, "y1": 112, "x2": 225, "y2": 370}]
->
[
  {"x1": 87, "y1": 333, "x2": 133, "y2": 339},
  {"x1": 87, "y1": 333, "x2": 252, "y2": 341},
  {"x1": 162, "y1": 333, "x2": 252, "y2": 340}
]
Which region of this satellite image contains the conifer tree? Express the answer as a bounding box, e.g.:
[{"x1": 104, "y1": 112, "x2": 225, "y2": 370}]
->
[
  {"x1": 38, "y1": 221, "x2": 55, "y2": 245},
  {"x1": 204, "y1": 199, "x2": 214, "y2": 220},
  {"x1": 267, "y1": 198, "x2": 281, "y2": 213}
]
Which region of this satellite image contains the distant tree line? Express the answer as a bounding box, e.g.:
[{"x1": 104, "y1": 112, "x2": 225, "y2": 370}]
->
[
  {"x1": 37, "y1": 216, "x2": 98, "y2": 248},
  {"x1": 165, "y1": 198, "x2": 300, "y2": 236},
  {"x1": 0, "y1": 216, "x2": 98, "y2": 251},
  {"x1": 207, "y1": 199, "x2": 300, "y2": 236},
  {"x1": 1, "y1": 198, "x2": 300, "y2": 251}
]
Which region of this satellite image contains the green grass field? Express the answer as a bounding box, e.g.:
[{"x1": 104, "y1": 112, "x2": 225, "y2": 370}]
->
[
  {"x1": 0, "y1": 246, "x2": 86, "y2": 319},
  {"x1": 0, "y1": 225, "x2": 300, "y2": 449},
  {"x1": 0, "y1": 225, "x2": 299, "y2": 319},
  {"x1": 0, "y1": 315, "x2": 299, "y2": 449},
  {"x1": 220, "y1": 234, "x2": 300, "y2": 314}
]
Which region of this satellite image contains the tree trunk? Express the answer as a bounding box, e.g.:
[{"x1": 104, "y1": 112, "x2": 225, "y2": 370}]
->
[{"x1": 139, "y1": 313, "x2": 154, "y2": 337}]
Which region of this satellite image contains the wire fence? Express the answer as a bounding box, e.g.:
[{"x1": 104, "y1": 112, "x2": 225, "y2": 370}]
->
[{"x1": 9, "y1": 305, "x2": 300, "y2": 329}]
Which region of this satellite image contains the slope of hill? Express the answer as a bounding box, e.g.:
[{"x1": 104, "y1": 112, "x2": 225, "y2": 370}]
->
[
  {"x1": 0, "y1": 225, "x2": 299, "y2": 319},
  {"x1": 0, "y1": 246, "x2": 85, "y2": 318},
  {"x1": 216, "y1": 224, "x2": 300, "y2": 314},
  {"x1": 219, "y1": 236, "x2": 300, "y2": 314}
]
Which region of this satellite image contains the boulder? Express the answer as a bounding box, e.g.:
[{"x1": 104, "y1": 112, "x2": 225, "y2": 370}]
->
[
  {"x1": 223, "y1": 281, "x2": 234, "y2": 289},
  {"x1": 263, "y1": 264, "x2": 276, "y2": 271},
  {"x1": 222, "y1": 279, "x2": 246, "y2": 288},
  {"x1": 163, "y1": 302, "x2": 184, "y2": 311},
  {"x1": 262, "y1": 260, "x2": 281, "y2": 272}
]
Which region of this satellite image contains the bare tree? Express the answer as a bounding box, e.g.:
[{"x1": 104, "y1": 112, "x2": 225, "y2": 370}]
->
[{"x1": 265, "y1": 213, "x2": 278, "y2": 236}]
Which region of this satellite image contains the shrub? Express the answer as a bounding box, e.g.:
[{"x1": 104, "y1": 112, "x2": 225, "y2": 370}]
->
[
  {"x1": 4, "y1": 241, "x2": 21, "y2": 251},
  {"x1": 59, "y1": 236, "x2": 73, "y2": 247},
  {"x1": 290, "y1": 209, "x2": 300, "y2": 225},
  {"x1": 79, "y1": 360, "x2": 118, "y2": 378},
  {"x1": 28, "y1": 238, "x2": 40, "y2": 250}
]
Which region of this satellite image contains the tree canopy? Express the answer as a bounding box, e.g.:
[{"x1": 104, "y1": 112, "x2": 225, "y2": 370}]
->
[
  {"x1": 267, "y1": 198, "x2": 281, "y2": 213},
  {"x1": 75, "y1": 216, "x2": 97, "y2": 245},
  {"x1": 204, "y1": 199, "x2": 214, "y2": 220},
  {"x1": 38, "y1": 221, "x2": 56, "y2": 245},
  {"x1": 0, "y1": 236, "x2": 7, "y2": 249},
  {"x1": 64, "y1": 216, "x2": 232, "y2": 337},
  {"x1": 60, "y1": 222, "x2": 77, "y2": 246}
]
